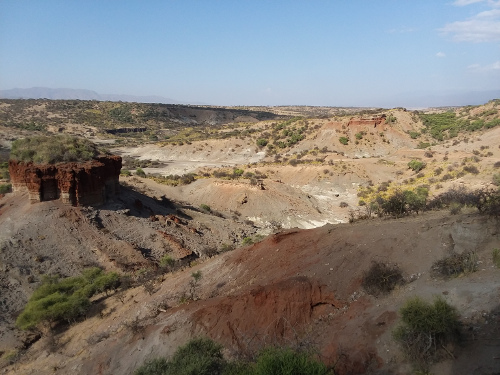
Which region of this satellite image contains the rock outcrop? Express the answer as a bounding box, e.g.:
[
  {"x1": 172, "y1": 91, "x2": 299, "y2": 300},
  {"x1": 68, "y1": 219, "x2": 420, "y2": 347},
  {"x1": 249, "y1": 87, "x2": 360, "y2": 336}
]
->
[
  {"x1": 347, "y1": 115, "x2": 387, "y2": 129},
  {"x1": 8, "y1": 155, "x2": 122, "y2": 206}
]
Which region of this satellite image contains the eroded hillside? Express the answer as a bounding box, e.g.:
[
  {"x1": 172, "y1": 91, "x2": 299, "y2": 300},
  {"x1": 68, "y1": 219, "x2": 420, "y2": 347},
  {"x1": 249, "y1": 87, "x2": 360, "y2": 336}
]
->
[{"x1": 1, "y1": 99, "x2": 500, "y2": 374}]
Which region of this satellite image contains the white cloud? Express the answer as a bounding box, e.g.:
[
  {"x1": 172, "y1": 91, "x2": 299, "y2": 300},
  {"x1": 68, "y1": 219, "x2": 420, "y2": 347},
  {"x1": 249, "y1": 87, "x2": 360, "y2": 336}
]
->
[
  {"x1": 452, "y1": 0, "x2": 500, "y2": 6},
  {"x1": 452, "y1": 0, "x2": 485, "y2": 6},
  {"x1": 440, "y1": 8, "x2": 500, "y2": 42},
  {"x1": 467, "y1": 63, "x2": 482, "y2": 69},
  {"x1": 467, "y1": 60, "x2": 500, "y2": 70},
  {"x1": 387, "y1": 27, "x2": 417, "y2": 34},
  {"x1": 436, "y1": 52, "x2": 446, "y2": 57}
]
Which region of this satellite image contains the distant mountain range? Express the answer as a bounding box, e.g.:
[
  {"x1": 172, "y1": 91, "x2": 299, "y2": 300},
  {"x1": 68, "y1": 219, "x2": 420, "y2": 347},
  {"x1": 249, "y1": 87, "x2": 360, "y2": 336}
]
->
[
  {"x1": 383, "y1": 89, "x2": 500, "y2": 109},
  {"x1": 0, "y1": 87, "x2": 182, "y2": 104},
  {"x1": 1, "y1": 87, "x2": 498, "y2": 108}
]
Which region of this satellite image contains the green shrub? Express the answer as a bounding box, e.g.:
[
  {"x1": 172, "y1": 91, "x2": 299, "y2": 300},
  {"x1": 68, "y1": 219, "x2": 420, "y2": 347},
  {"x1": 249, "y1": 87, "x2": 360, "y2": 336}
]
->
[
  {"x1": 417, "y1": 142, "x2": 431, "y2": 149},
  {"x1": 10, "y1": 136, "x2": 102, "y2": 164},
  {"x1": 134, "y1": 358, "x2": 170, "y2": 375},
  {"x1": 493, "y1": 173, "x2": 500, "y2": 186},
  {"x1": 165, "y1": 337, "x2": 225, "y2": 375},
  {"x1": 377, "y1": 188, "x2": 428, "y2": 217},
  {"x1": 393, "y1": 297, "x2": 461, "y2": 370},
  {"x1": 233, "y1": 169, "x2": 244, "y2": 178},
  {"x1": 355, "y1": 132, "x2": 363, "y2": 140},
  {"x1": 200, "y1": 204, "x2": 211, "y2": 212},
  {"x1": 408, "y1": 160, "x2": 426, "y2": 173},
  {"x1": 419, "y1": 112, "x2": 460, "y2": 140},
  {"x1": 0, "y1": 162, "x2": 9, "y2": 180},
  {"x1": 133, "y1": 338, "x2": 331, "y2": 375},
  {"x1": 409, "y1": 131, "x2": 420, "y2": 139},
  {"x1": 256, "y1": 139, "x2": 268, "y2": 147},
  {"x1": 493, "y1": 248, "x2": 500, "y2": 268},
  {"x1": 121, "y1": 169, "x2": 132, "y2": 177},
  {"x1": 0, "y1": 183, "x2": 12, "y2": 194},
  {"x1": 134, "y1": 338, "x2": 225, "y2": 375},
  {"x1": 242, "y1": 237, "x2": 254, "y2": 246},
  {"x1": 485, "y1": 118, "x2": 500, "y2": 129},
  {"x1": 253, "y1": 347, "x2": 331, "y2": 375},
  {"x1": 159, "y1": 255, "x2": 175, "y2": 269},
  {"x1": 136, "y1": 168, "x2": 146, "y2": 178},
  {"x1": 339, "y1": 137, "x2": 349, "y2": 145},
  {"x1": 16, "y1": 268, "x2": 119, "y2": 330}
]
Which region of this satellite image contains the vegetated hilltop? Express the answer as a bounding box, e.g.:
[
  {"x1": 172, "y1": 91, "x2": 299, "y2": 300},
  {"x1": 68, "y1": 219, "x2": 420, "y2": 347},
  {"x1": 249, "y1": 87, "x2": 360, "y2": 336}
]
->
[
  {"x1": 0, "y1": 98, "x2": 500, "y2": 374},
  {"x1": 9, "y1": 135, "x2": 103, "y2": 164},
  {"x1": 7, "y1": 136, "x2": 122, "y2": 206},
  {"x1": 0, "y1": 99, "x2": 280, "y2": 142}
]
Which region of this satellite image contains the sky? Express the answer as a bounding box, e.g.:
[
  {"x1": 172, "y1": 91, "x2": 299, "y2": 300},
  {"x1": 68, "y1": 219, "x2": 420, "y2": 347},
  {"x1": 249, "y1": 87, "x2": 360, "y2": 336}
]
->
[{"x1": 0, "y1": 0, "x2": 499, "y2": 107}]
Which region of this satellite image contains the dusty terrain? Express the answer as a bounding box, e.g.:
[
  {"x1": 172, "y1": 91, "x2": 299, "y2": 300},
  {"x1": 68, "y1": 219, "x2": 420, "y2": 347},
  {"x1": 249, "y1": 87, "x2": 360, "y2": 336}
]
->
[
  {"x1": 0, "y1": 99, "x2": 499, "y2": 374},
  {"x1": 1, "y1": 200, "x2": 499, "y2": 375}
]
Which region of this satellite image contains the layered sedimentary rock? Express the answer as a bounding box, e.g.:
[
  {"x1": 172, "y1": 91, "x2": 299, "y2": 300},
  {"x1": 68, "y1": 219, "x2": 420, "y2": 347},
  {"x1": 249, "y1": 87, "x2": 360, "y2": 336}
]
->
[
  {"x1": 347, "y1": 115, "x2": 387, "y2": 129},
  {"x1": 8, "y1": 155, "x2": 122, "y2": 206}
]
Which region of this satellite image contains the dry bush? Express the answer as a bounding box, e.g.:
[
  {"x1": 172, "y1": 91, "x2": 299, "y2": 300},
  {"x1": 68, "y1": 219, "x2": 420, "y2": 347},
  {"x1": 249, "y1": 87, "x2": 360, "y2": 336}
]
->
[
  {"x1": 362, "y1": 261, "x2": 404, "y2": 297},
  {"x1": 431, "y1": 251, "x2": 478, "y2": 279}
]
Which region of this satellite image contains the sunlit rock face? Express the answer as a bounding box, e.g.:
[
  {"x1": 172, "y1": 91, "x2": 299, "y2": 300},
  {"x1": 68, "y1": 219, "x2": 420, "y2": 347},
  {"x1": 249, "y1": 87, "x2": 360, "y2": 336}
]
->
[{"x1": 9, "y1": 155, "x2": 122, "y2": 206}]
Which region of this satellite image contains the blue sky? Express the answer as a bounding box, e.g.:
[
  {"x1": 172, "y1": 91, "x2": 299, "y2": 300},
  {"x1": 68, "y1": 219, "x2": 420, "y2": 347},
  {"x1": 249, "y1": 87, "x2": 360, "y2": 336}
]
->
[{"x1": 1, "y1": 0, "x2": 499, "y2": 107}]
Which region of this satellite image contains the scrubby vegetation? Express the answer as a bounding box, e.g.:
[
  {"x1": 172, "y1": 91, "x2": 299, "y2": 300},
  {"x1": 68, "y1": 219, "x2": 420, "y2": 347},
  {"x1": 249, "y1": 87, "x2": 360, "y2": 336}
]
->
[
  {"x1": 134, "y1": 337, "x2": 332, "y2": 375},
  {"x1": 431, "y1": 251, "x2": 478, "y2": 279},
  {"x1": 407, "y1": 160, "x2": 426, "y2": 173},
  {"x1": 356, "y1": 183, "x2": 500, "y2": 222},
  {"x1": 10, "y1": 135, "x2": 102, "y2": 164},
  {"x1": 0, "y1": 183, "x2": 12, "y2": 194},
  {"x1": 419, "y1": 102, "x2": 500, "y2": 141},
  {"x1": 0, "y1": 161, "x2": 9, "y2": 180},
  {"x1": 16, "y1": 268, "x2": 119, "y2": 330},
  {"x1": 493, "y1": 248, "x2": 500, "y2": 268},
  {"x1": 393, "y1": 297, "x2": 461, "y2": 370},
  {"x1": 362, "y1": 262, "x2": 404, "y2": 296},
  {"x1": 338, "y1": 136, "x2": 349, "y2": 145},
  {"x1": 135, "y1": 168, "x2": 147, "y2": 177}
]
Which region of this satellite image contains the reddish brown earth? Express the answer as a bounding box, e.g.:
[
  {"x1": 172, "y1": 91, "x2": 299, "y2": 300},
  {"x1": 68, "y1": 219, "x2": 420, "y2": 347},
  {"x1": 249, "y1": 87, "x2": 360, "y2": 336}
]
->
[
  {"x1": 8, "y1": 155, "x2": 121, "y2": 206},
  {"x1": 2, "y1": 202, "x2": 498, "y2": 375},
  {"x1": 347, "y1": 115, "x2": 387, "y2": 129}
]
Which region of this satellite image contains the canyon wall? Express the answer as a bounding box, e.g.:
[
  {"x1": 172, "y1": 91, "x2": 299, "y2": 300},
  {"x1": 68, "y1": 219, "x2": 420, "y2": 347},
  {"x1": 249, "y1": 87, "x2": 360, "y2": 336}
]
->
[{"x1": 8, "y1": 155, "x2": 122, "y2": 206}]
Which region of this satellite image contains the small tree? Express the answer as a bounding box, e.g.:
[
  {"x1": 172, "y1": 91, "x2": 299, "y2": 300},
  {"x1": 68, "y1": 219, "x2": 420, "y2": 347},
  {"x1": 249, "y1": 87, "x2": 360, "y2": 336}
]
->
[
  {"x1": 393, "y1": 297, "x2": 461, "y2": 370},
  {"x1": 256, "y1": 139, "x2": 268, "y2": 147},
  {"x1": 339, "y1": 137, "x2": 349, "y2": 145},
  {"x1": 16, "y1": 268, "x2": 119, "y2": 330},
  {"x1": 136, "y1": 168, "x2": 146, "y2": 178},
  {"x1": 408, "y1": 160, "x2": 426, "y2": 173}
]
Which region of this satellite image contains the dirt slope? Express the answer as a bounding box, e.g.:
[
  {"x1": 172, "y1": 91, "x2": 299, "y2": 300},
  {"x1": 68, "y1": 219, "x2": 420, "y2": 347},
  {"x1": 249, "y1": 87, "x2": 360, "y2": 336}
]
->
[
  {"x1": 0, "y1": 186, "x2": 257, "y2": 352},
  {"x1": 3, "y1": 208, "x2": 499, "y2": 375}
]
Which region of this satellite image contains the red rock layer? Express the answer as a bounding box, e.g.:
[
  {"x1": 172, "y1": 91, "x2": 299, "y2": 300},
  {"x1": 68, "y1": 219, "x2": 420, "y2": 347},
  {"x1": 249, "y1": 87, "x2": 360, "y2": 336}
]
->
[
  {"x1": 347, "y1": 115, "x2": 387, "y2": 129},
  {"x1": 8, "y1": 155, "x2": 122, "y2": 206}
]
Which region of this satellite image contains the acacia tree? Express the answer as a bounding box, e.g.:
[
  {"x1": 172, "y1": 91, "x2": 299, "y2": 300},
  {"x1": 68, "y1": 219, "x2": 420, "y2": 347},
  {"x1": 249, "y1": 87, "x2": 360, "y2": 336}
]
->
[{"x1": 16, "y1": 268, "x2": 119, "y2": 330}]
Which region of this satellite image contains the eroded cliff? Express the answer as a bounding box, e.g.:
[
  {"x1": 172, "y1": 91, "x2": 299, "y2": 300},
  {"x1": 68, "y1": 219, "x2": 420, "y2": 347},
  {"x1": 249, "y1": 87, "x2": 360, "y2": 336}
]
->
[{"x1": 8, "y1": 155, "x2": 122, "y2": 206}]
